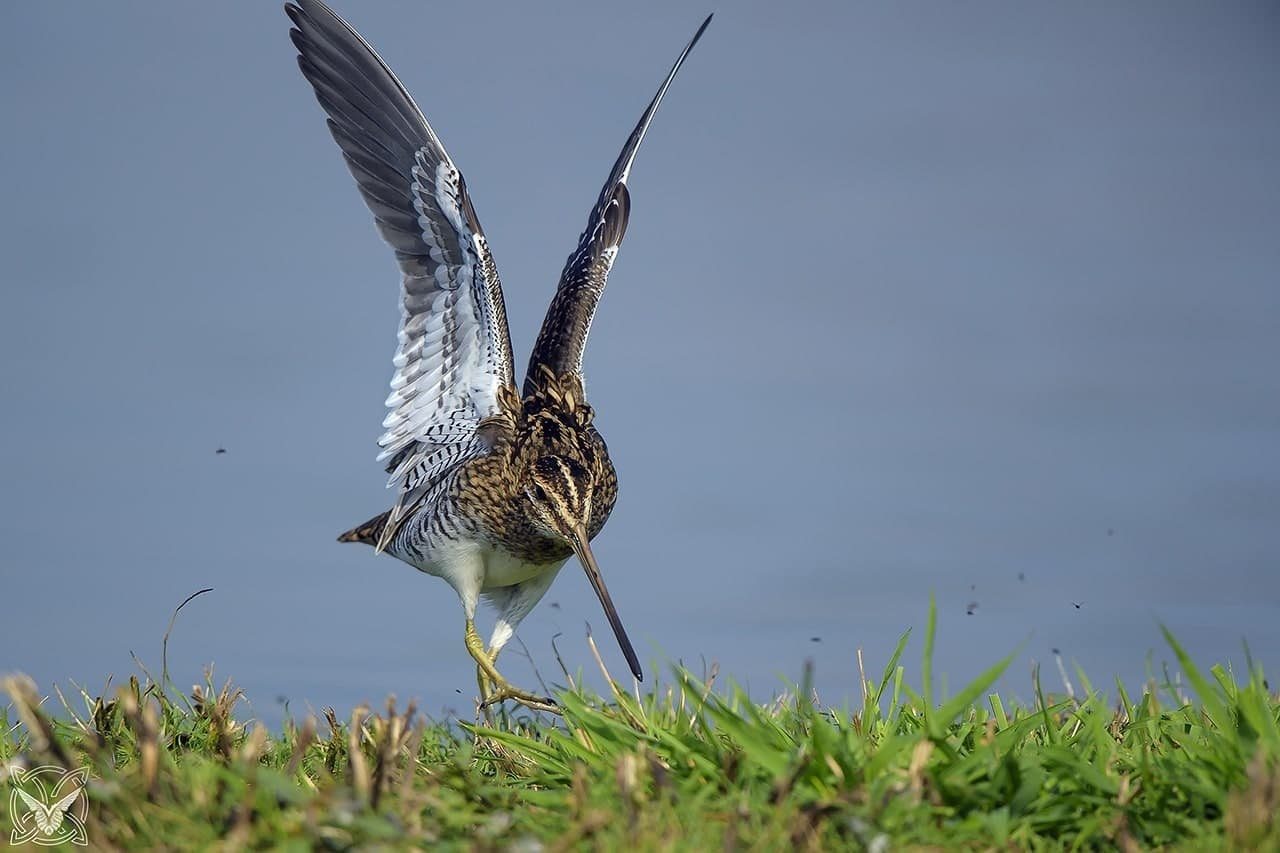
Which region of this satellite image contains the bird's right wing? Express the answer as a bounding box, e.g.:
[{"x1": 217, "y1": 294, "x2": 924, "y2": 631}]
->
[
  {"x1": 287, "y1": 0, "x2": 515, "y2": 542},
  {"x1": 15, "y1": 788, "x2": 53, "y2": 833}
]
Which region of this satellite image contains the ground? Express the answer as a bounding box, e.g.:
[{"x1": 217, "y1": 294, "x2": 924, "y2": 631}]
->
[{"x1": 1, "y1": 606, "x2": 1277, "y2": 850}]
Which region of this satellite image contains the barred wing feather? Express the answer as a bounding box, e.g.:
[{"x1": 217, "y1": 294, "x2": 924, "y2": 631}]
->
[
  {"x1": 524, "y1": 15, "x2": 711, "y2": 394},
  {"x1": 287, "y1": 0, "x2": 515, "y2": 542}
]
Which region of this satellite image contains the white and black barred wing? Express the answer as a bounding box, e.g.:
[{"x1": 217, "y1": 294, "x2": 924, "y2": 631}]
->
[{"x1": 288, "y1": 0, "x2": 515, "y2": 544}]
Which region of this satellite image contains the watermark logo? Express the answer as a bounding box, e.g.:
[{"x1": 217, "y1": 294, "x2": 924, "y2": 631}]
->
[{"x1": 8, "y1": 765, "x2": 89, "y2": 847}]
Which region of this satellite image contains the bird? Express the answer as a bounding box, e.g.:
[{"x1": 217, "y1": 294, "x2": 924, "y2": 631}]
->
[
  {"x1": 15, "y1": 786, "x2": 81, "y2": 838},
  {"x1": 285, "y1": 0, "x2": 709, "y2": 711}
]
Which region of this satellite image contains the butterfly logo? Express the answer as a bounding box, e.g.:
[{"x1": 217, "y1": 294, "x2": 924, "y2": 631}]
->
[{"x1": 8, "y1": 765, "x2": 90, "y2": 846}]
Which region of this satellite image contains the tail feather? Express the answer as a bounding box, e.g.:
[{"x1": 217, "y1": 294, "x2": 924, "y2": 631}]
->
[{"x1": 337, "y1": 510, "x2": 392, "y2": 546}]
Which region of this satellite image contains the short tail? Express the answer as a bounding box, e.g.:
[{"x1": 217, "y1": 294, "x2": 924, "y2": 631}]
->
[{"x1": 337, "y1": 510, "x2": 392, "y2": 546}]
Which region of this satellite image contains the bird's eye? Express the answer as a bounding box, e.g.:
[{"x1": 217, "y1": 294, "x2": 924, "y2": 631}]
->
[{"x1": 532, "y1": 484, "x2": 548, "y2": 502}]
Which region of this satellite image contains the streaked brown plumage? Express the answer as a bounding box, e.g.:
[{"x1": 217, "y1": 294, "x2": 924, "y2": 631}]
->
[
  {"x1": 340, "y1": 369, "x2": 617, "y2": 569},
  {"x1": 287, "y1": 0, "x2": 708, "y2": 711}
]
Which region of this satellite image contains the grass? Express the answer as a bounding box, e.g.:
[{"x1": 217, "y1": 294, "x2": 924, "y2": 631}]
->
[{"x1": 2, "y1": 602, "x2": 1278, "y2": 850}]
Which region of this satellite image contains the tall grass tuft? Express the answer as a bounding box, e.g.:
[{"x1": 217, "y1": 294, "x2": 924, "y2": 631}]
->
[{"x1": 2, "y1": 601, "x2": 1277, "y2": 848}]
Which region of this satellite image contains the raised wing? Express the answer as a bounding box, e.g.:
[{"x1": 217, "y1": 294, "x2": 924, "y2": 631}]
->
[
  {"x1": 524, "y1": 15, "x2": 711, "y2": 394},
  {"x1": 49, "y1": 787, "x2": 81, "y2": 825},
  {"x1": 15, "y1": 787, "x2": 53, "y2": 833},
  {"x1": 287, "y1": 0, "x2": 515, "y2": 544}
]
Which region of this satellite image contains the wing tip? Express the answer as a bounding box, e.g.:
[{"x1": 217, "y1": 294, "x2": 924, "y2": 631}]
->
[{"x1": 693, "y1": 13, "x2": 714, "y2": 45}]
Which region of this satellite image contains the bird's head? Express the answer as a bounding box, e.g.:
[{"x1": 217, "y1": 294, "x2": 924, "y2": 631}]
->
[
  {"x1": 524, "y1": 455, "x2": 595, "y2": 540},
  {"x1": 523, "y1": 454, "x2": 642, "y2": 681}
]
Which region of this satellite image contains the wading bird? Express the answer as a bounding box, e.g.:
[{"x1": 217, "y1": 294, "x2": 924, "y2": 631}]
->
[{"x1": 286, "y1": 0, "x2": 709, "y2": 711}]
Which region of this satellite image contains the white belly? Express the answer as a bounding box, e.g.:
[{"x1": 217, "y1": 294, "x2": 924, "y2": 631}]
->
[
  {"x1": 402, "y1": 536, "x2": 558, "y2": 591},
  {"x1": 481, "y1": 546, "x2": 559, "y2": 589}
]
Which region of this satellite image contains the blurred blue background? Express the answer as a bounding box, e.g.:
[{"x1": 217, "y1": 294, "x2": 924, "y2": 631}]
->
[{"x1": 2, "y1": 1, "x2": 1277, "y2": 725}]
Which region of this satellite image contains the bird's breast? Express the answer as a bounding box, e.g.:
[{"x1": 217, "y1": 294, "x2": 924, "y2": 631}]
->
[{"x1": 481, "y1": 545, "x2": 562, "y2": 590}]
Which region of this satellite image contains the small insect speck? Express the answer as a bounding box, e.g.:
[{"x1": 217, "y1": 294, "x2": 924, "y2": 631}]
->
[
  {"x1": 809, "y1": 636, "x2": 821, "y2": 643},
  {"x1": 1051, "y1": 648, "x2": 1061, "y2": 655},
  {"x1": 966, "y1": 601, "x2": 979, "y2": 615},
  {"x1": 1072, "y1": 602, "x2": 1082, "y2": 609},
  {"x1": 455, "y1": 688, "x2": 462, "y2": 694},
  {"x1": 215, "y1": 448, "x2": 227, "y2": 455},
  {"x1": 550, "y1": 601, "x2": 560, "y2": 610},
  {"x1": 1017, "y1": 572, "x2": 1025, "y2": 582}
]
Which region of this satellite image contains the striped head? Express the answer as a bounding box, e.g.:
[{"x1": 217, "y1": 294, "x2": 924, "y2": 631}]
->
[
  {"x1": 524, "y1": 455, "x2": 596, "y2": 538},
  {"x1": 522, "y1": 453, "x2": 641, "y2": 682}
]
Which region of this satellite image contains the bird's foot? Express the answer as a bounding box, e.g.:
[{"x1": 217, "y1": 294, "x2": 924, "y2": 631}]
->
[
  {"x1": 479, "y1": 681, "x2": 559, "y2": 714},
  {"x1": 465, "y1": 620, "x2": 559, "y2": 715}
]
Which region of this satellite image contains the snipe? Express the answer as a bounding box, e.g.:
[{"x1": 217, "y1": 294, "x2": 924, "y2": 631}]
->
[{"x1": 286, "y1": 0, "x2": 709, "y2": 711}]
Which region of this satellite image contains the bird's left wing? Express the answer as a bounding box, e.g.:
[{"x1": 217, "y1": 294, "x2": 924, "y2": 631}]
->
[
  {"x1": 287, "y1": 0, "x2": 516, "y2": 543},
  {"x1": 49, "y1": 787, "x2": 81, "y2": 814},
  {"x1": 44, "y1": 787, "x2": 80, "y2": 833},
  {"x1": 524, "y1": 15, "x2": 711, "y2": 394}
]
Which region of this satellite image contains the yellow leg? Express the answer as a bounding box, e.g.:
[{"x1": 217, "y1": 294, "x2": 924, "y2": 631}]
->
[
  {"x1": 475, "y1": 645, "x2": 504, "y2": 701},
  {"x1": 465, "y1": 620, "x2": 558, "y2": 714}
]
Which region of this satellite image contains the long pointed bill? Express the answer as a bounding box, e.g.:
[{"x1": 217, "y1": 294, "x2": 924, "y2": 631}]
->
[{"x1": 571, "y1": 525, "x2": 643, "y2": 681}]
